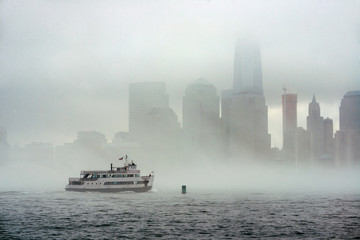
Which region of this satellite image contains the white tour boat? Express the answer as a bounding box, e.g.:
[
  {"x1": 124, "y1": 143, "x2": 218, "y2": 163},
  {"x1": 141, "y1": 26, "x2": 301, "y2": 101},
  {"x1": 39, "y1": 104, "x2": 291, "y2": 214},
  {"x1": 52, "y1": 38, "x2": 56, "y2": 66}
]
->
[{"x1": 65, "y1": 156, "x2": 154, "y2": 192}]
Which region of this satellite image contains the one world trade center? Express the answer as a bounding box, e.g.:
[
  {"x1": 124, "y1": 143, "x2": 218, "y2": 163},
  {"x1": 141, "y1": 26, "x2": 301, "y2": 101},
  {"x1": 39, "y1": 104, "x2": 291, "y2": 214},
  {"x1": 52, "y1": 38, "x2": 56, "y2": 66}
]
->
[{"x1": 233, "y1": 39, "x2": 263, "y2": 96}]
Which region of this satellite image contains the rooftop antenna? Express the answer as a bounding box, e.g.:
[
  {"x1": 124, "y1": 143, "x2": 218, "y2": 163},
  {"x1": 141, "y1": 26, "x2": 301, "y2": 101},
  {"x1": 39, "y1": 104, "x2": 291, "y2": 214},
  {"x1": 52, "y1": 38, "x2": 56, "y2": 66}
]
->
[
  {"x1": 282, "y1": 84, "x2": 287, "y2": 95},
  {"x1": 282, "y1": 84, "x2": 287, "y2": 139}
]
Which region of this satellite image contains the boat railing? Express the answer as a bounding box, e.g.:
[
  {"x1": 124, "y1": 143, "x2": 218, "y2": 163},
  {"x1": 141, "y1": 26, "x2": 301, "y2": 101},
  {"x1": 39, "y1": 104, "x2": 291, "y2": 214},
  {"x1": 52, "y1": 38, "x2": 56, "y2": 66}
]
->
[
  {"x1": 83, "y1": 178, "x2": 98, "y2": 181},
  {"x1": 80, "y1": 169, "x2": 140, "y2": 175},
  {"x1": 114, "y1": 169, "x2": 140, "y2": 173},
  {"x1": 69, "y1": 178, "x2": 82, "y2": 182},
  {"x1": 80, "y1": 170, "x2": 111, "y2": 175}
]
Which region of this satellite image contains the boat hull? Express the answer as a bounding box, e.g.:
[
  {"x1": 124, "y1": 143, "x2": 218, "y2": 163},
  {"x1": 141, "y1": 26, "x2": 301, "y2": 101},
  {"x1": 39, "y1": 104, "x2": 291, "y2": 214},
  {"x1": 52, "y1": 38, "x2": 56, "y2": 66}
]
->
[{"x1": 65, "y1": 186, "x2": 152, "y2": 193}]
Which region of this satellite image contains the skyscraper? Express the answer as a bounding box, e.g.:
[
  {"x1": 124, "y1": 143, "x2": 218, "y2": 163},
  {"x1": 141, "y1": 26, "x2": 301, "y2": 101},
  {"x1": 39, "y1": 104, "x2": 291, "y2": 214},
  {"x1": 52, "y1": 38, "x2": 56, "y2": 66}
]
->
[
  {"x1": 340, "y1": 91, "x2": 360, "y2": 131},
  {"x1": 282, "y1": 93, "x2": 297, "y2": 133},
  {"x1": 336, "y1": 91, "x2": 360, "y2": 166},
  {"x1": 306, "y1": 95, "x2": 324, "y2": 161},
  {"x1": 295, "y1": 127, "x2": 312, "y2": 167},
  {"x1": 129, "y1": 82, "x2": 169, "y2": 141},
  {"x1": 305, "y1": 95, "x2": 335, "y2": 166},
  {"x1": 226, "y1": 92, "x2": 271, "y2": 159},
  {"x1": 282, "y1": 93, "x2": 297, "y2": 161},
  {"x1": 183, "y1": 78, "x2": 221, "y2": 156},
  {"x1": 233, "y1": 39, "x2": 263, "y2": 95},
  {"x1": 146, "y1": 107, "x2": 181, "y2": 146},
  {"x1": 221, "y1": 39, "x2": 270, "y2": 160},
  {"x1": 323, "y1": 118, "x2": 334, "y2": 158}
]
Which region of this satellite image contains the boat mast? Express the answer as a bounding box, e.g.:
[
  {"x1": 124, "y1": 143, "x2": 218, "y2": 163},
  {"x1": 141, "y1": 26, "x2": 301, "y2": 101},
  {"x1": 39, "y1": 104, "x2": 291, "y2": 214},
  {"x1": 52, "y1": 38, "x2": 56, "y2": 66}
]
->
[{"x1": 124, "y1": 154, "x2": 128, "y2": 166}]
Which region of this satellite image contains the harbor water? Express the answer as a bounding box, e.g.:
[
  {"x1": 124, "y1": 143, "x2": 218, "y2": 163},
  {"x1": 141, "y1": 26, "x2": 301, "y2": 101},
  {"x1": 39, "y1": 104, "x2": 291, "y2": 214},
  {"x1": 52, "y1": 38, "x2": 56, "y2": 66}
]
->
[{"x1": 0, "y1": 190, "x2": 359, "y2": 239}]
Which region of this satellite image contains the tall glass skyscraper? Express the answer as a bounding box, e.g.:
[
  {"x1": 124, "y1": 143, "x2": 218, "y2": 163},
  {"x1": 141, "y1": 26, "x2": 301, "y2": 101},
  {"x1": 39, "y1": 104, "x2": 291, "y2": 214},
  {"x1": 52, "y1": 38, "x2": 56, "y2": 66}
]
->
[
  {"x1": 340, "y1": 91, "x2": 360, "y2": 131},
  {"x1": 221, "y1": 38, "x2": 270, "y2": 160},
  {"x1": 233, "y1": 39, "x2": 263, "y2": 95}
]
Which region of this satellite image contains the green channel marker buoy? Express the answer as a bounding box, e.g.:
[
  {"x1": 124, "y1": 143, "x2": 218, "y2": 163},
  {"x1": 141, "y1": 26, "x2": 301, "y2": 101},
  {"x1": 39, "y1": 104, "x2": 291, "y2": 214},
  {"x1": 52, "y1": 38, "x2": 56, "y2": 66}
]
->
[{"x1": 182, "y1": 185, "x2": 186, "y2": 194}]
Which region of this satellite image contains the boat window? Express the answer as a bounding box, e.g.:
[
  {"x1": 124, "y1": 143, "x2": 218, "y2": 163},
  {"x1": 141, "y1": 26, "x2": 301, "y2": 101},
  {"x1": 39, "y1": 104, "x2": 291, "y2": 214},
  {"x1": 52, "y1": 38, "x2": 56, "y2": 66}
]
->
[
  {"x1": 104, "y1": 181, "x2": 138, "y2": 185},
  {"x1": 135, "y1": 174, "x2": 140, "y2": 177},
  {"x1": 113, "y1": 175, "x2": 124, "y2": 178},
  {"x1": 128, "y1": 174, "x2": 134, "y2": 177}
]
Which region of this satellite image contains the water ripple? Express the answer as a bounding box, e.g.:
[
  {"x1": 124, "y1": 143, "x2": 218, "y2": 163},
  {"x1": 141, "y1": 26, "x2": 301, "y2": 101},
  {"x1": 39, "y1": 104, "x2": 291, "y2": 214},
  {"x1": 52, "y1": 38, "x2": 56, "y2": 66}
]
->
[{"x1": 0, "y1": 191, "x2": 359, "y2": 239}]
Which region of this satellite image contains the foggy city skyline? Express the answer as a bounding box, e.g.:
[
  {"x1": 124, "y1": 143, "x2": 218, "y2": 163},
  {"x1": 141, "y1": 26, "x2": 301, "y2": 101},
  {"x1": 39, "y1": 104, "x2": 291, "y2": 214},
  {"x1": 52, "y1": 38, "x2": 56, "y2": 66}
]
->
[
  {"x1": 1, "y1": 2, "x2": 360, "y2": 238},
  {"x1": 0, "y1": 0, "x2": 359, "y2": 148}
]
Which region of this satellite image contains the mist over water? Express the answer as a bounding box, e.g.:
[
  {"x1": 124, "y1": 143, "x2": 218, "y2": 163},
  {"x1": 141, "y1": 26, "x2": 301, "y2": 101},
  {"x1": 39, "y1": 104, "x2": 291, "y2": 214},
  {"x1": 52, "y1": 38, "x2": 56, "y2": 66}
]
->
[
  {"x1": 1, "y1": 155, "x2": 359, "y2": 194},
  {"x1": 1, "y1": 137, "x2": 359, "y2": 239},
  {"x1": 155, "y1": 162, "x2": 360, "y2": 194}
]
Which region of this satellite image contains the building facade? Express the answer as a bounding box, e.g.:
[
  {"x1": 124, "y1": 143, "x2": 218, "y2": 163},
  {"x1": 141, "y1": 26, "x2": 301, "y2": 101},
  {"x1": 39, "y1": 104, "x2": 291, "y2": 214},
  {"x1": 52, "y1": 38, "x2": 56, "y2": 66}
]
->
[
  {"x1": 306, "y1": 95, "x2": 324, "y2": 161},
  {"x1": 233, "y1": 39, "x2": 263, "y2": 95},
  {"x1": 322, "y1": 117, "x2": 335, "y2": 163},
  {"x1": 295, "y1": 127, "x2": 312, "y2": 167},
  {"x1": 282, "y1": 93, "x2": 297, "y2": 162},
  {"x1": 336, "y1": 91, "x2": 360, "y2": 166},
  {"x1": 226, "y1": 92, "x2": 270, "y2": 159},
  {"x1": 340, "y1": 91, "x2": 360, "y2": 131},
  {"x1": 183, "y1": 78, "x2": 221, "y2": 157},
  {"x1": 129, "y1": 82, "x2": 169, "y2": 142}
]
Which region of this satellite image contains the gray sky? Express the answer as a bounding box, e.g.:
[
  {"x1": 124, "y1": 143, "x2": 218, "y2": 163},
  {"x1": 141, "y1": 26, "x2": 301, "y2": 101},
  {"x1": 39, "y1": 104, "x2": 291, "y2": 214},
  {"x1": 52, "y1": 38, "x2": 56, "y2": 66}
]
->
[{"x1": 0, "y1": 0, "x2": 359, "y2": 147}]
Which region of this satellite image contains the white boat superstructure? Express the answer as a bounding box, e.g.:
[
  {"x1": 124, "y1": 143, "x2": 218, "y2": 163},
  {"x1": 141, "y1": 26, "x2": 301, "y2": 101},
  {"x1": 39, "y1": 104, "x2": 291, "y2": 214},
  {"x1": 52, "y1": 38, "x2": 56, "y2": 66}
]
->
[{"x1": 65, "y1": 156, "x2": 154, "y2": 192}]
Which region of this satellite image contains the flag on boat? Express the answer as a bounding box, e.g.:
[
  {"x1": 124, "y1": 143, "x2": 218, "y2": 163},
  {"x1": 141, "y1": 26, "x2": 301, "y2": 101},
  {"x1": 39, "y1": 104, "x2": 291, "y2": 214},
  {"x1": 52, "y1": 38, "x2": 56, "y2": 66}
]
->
[{"x1": 119, "y1": 157, "x2": 123, "y2": 160}]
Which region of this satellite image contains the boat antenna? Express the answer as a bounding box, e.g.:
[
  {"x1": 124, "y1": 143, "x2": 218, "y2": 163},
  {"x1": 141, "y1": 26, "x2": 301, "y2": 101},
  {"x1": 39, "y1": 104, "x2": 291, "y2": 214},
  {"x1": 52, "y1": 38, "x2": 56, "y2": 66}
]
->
[{"x1": 124, "y1": 154, "x2": 128, "y2": 166}]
